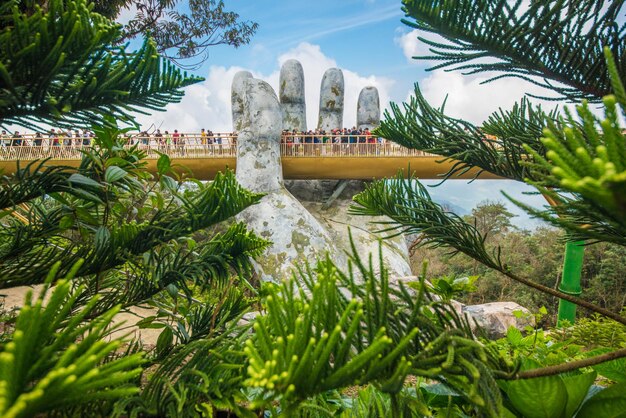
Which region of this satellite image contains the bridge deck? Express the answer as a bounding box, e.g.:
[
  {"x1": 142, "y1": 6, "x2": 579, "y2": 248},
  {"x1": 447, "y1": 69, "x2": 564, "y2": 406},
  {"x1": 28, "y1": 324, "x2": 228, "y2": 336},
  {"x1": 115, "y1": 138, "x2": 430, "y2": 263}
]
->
[{"x1": 0, "y1": 142, "x2": 499, "y2": 180}]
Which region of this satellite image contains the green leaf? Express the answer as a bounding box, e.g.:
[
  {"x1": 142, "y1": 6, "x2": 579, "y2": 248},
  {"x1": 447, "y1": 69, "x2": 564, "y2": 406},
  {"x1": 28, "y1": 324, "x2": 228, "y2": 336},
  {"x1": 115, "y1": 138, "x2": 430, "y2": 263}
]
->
[
  {"x1": 156, "y1": 327, "x2": 174, "y2": 358},
  {"x1": 165, "y1": 283, "x2": 178, "y2": 298},
  {"x1": 561, "y1": 372, "x2": 596, "y2": 418},
  {"x1": 104, "y1": 166, "x2": 127, "y2": 183},
  {"x1": 506, "y1": 327, "x2": 523, "y2": 346},
  {"x1": 419, "y1": 383, "x2": 463, "y2": 407},
  {"x1": 68, "y1": 173, "x2": 101, "y2": 188},
  {"x1": 95, "y1": 226, "x2": 110, "y2": 252},
  {"x1": 58, "y1": 215, "x2": 74, "y2": 229},
  {"x1": 589, "y1": 349, "x2": 626, "y2": 383},
  {"x1": 502, "y1": 360, "x2": 568, "y2": 418},
  {"x1": 136, "y1": 316, "x2": 161, "y2": 329},
  {"x1": 157, "y1": 153, "x2": 171, "y2": 175},
  {"x1": 576, "y1": 382, "x2": 626, "y2": 418},
  {"x1": 160, "y1": 175, "x2": 177, "y2": 191}
]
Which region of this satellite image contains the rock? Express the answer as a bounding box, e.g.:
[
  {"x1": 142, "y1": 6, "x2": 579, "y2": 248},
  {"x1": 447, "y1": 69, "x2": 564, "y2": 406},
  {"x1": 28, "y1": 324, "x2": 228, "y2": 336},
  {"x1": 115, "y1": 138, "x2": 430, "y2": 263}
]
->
[
  {"x1": 318, "y1": 68, "x2": 344, "y2": 131},
  {"x1": 463, "y1": 301, "x2": 534, "y2": 339},
  {"x1": 279, "y1": 60, "x2": 307, "y2": 132},
  {"x1": 231, "y1": 71, "x2": 253, "y2": 132},
  {"x1": 234, "y1": 77, "x2": 346, "y2": 282},
  {"x1": 357, "y1": 86, "x2": 380, "y2": 130}
]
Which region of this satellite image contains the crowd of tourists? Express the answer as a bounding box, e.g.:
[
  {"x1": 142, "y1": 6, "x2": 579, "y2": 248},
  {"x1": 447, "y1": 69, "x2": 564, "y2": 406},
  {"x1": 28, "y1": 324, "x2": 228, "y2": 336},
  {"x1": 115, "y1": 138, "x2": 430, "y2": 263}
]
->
[
  {"x1": 0, "y1": 126, "x2": 381, "y2": 147},
  {"x1": 133, "y1": 129, "x2": 235, "y2": 147},
  {"x1": 0, "y1": 126, "x2": 392, "y2": 158},
  {"x1": 0, "y1": 128, "x2": 236, "y2": 148},
  {"x1": 1, "y1": 128, "x2": 96, "y2": 147},
  {"x1": 281, "y1": 127, "x2": 380, "y2": 145}
]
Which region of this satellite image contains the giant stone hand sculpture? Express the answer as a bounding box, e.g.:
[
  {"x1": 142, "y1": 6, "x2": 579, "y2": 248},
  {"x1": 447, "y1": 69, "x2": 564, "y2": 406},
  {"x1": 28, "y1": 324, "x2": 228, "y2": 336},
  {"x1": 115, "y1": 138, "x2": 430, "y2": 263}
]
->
[
  {"x1": 232, "y1": 73, "x2": 347, "y2": 281},
  {"x1": 231, "y1": 62, "x2": 412, "y2": 282}
]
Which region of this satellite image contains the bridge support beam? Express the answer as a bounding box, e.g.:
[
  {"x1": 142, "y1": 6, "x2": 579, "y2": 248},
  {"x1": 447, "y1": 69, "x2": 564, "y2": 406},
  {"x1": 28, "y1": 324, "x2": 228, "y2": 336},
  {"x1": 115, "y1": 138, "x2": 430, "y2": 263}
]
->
[{"x1": 322, "y1": 180, "x2": 349, "y2": 210}]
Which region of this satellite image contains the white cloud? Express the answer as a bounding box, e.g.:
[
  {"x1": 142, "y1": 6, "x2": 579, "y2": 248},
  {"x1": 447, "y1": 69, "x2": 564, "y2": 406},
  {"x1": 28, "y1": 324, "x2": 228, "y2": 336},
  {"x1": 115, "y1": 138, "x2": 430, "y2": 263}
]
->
[
  {"x1": 394, "y1": 29, "x2": 428, "y2": 63},
  {"x1": 417, "y1": 70, "x2": 561, "y2": 125},
  {"x1": 135, "y1": 42, "x2": 395, "y2": 133},
  {"x1": 394, "y1": 29, "x2": 454, "y2": 65}
]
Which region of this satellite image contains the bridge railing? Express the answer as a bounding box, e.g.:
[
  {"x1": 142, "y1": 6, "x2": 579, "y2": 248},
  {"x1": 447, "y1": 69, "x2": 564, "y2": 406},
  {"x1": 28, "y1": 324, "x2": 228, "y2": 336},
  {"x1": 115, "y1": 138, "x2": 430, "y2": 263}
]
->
[{"x1": 0, "y1": 133, "x2": 434, "y2": 160}]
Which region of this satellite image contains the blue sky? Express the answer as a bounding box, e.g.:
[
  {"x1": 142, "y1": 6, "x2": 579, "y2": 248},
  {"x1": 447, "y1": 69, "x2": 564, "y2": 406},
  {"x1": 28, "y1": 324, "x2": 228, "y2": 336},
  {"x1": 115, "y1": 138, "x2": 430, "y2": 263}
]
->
[
  {"x1": 210, "y1": 0, "x2": 409, "y2": 88},
  {"x1": 123, "y1": 0, "x2": 558, "y2": 228}
]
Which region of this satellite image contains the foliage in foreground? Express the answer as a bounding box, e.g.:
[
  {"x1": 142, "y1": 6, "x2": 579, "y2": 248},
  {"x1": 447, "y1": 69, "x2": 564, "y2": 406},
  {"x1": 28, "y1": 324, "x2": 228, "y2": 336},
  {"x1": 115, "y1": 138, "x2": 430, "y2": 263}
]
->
[
  {"x1": 0, "y1": 0, "x2": 203, "y2": 130},
  {"x1": 2, "y1": 0, "x2": 626, "y2": 416},
  {"x1": 244, "y1": 249, "x2": 503, "y2": 416},
  {"x1": 0, "y1": 264, "x2": 144, "y2": 418}
]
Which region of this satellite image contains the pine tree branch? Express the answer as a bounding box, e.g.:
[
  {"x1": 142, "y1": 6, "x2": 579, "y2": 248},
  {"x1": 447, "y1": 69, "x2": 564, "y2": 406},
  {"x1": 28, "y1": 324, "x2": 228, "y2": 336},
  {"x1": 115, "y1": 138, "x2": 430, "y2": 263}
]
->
[
  {"x1": 503, "y1": 347, "x2": 626, "y2": 380},
  {"x1": 375, "y1": 86, "x2": 556, "y2": 182},
  {"x1": 0, "y1": 170, "x2": 264, "y2": 288},
  {"x1": 401, "y1": 0, "x2": 626, "y2": 102},
  {"x1": 350, "y1": 174, "x2": 626, "y2": 326},
  {"x1": 0, "y1": 0, "x2": 203, "y2": 130}
]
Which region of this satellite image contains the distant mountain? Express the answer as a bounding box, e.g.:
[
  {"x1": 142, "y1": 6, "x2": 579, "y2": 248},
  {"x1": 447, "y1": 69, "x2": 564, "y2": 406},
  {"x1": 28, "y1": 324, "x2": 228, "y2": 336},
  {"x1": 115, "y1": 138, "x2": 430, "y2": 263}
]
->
[{"x1": 434, "y1": 199, "x2": 469, "y2": 216}]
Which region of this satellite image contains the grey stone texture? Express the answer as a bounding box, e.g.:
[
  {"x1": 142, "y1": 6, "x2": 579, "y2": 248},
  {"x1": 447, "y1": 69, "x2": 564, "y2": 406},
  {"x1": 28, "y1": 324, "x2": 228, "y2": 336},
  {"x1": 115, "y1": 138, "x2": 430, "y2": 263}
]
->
[
  {"x1": 286, "y1": 180, "x2": 412, "y2": 278},
  {"x1": 235, "y1": 78, "x2": 283, "y2": 193},
  {"x1": 463, "y1": 301, "x2": 534, "y2": 339},
  {"x1": 318, "y1": 68, "x2": 344, "y2": 131},
  {"x1": 279, "y1": 60, "x2": 307, "y2": 132},
  {"x1": 357, "y1": 86, "x2": 380, "y2": 130},
  {"x1": 234, "y1": 76, "x2": 346, "y2": 281},
  {"x1": 231, "y1": 71, "x2": 253, "y2": 132}
]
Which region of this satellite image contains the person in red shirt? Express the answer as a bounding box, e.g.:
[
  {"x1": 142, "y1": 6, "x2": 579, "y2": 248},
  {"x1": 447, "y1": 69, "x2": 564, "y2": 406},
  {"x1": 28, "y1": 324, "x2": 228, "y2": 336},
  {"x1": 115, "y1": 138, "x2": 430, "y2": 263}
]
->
[{"x1": 172, "y1": 129, "x2": 180, "y2": 155}]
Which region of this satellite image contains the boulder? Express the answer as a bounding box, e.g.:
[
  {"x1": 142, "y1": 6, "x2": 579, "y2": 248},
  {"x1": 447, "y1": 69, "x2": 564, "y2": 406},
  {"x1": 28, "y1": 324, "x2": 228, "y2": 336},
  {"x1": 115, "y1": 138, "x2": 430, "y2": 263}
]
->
[{"x1": 463, "y1": 301, "x2": 534, "y2": 339}]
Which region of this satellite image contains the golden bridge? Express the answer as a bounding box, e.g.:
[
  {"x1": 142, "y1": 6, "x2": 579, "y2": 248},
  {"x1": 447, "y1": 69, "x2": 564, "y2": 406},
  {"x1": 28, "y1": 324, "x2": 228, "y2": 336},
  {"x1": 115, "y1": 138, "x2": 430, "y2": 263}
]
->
[{"x1": 0, "y1": 133, "x2": 499, "y2": 180}]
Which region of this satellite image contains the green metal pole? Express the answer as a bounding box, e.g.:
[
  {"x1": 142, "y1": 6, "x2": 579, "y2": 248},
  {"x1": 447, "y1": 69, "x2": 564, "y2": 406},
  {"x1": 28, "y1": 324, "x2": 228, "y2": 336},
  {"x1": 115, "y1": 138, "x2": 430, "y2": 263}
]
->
[{"x1": 556, "y1": 241, "x2": 585, "y2": 327}]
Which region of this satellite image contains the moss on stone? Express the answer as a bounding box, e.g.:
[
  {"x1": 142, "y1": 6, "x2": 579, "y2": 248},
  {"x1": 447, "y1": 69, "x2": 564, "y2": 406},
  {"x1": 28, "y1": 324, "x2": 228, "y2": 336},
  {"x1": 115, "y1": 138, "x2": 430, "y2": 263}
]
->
[
  {"x1": 262, "y1": 251, "x2": 288, "y2": 278},
  {"x1": 291, "y1": 230, "x2": 311, "y2": 251}
]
